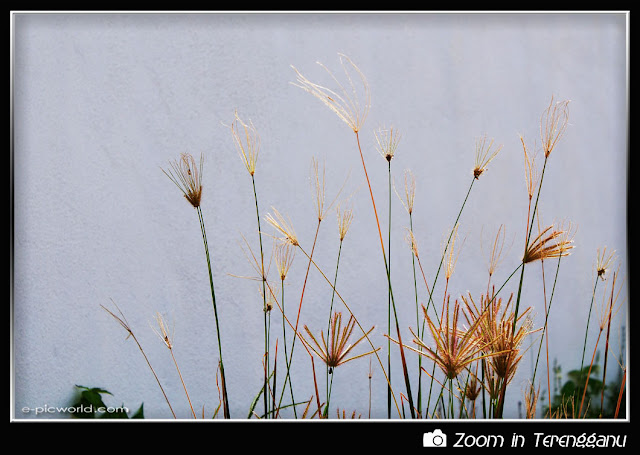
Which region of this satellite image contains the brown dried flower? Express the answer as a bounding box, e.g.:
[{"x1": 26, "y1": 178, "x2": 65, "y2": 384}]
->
[{"x1": 162, "y1": 152, "x2": 204, "y2": 208}]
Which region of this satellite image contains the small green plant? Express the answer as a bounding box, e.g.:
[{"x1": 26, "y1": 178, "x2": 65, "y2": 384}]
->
[
  {"x1": 70, "y1": 385, "x2": 144, "y2": 419},
  {"x1": 543, "y1": 354, "x2": 626, "y2": 419}
]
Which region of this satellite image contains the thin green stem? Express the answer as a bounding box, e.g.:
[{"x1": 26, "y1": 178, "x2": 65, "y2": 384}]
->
[
  {"x1": 579, "y1": 279, "x2": 599, "y2": 388},
  {"x1": 409, "y1": 214, "x2": 423, "y2": 416},
  {"x1": 297, "y1": 244, "x2": 403, "y2": 418},
  {"x1": 196, "y1": 206, "x2": 230, "y2": 419},
  {"x1": 531, "y1": 256, "x2": 562, "y2": 405},
  {"x1": 250, "y1": 175, "x2": 270, "y2": 419},
  {"x1": 354, "y1": 131, "x2": 414, "y2": 419},
  {"x1": 279, "y1": 280, "x2": 297, "y2": 418},
  {"x1": 326, "y1": 239, "x2": 343, "y2": 410},
  {"x1": 387, "y1": 160, "x2": 393, "y2": 418}
]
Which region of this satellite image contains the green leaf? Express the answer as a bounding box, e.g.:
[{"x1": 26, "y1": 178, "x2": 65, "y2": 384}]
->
[{"x1": 131, "y1": 403, "x2": 145, "y2": 419}]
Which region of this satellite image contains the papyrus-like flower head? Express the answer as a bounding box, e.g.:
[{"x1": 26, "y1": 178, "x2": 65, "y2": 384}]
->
[
  {"x1": 374, "y1": 125, "x2": 401, "y2": 162},
  {"x1": 291, "y1": 53, "x2": 371, "y2": 133},
  {"x1": 523, "y1": 222, "x2": 576, "y2": 264},
  {"x1": 473, "y1": 134, "x2": 503, "y2": 179},
  {"x1": 300, "y1": 312, "x2": 379, "y2": 370},
  {"x1": 540, "y1": 95, "x2": 570, "y2": 158},
  {"x1": 228, "y1": 110, "x2": 260, "y2": 176},
  {"x1": 162, "y1": 152, "x2": 204, "y2": 208}
]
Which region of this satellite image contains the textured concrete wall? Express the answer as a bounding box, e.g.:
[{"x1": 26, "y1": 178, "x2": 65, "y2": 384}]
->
[{"x1": 12, "y1": 12, "x2": 628, "y2": 420}]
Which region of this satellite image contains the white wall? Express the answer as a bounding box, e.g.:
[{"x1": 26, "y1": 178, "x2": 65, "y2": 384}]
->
[{"x1": 12, "y1": 12, "x2": 628, "y2": 420}]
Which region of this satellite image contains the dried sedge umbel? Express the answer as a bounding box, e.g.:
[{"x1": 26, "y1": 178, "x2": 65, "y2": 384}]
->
[
  {"x1": 473, "y1": 134, "x2": 503, "y2": 179},
  {"x1": 520, "y1": 135, "x2": 540, "y2": 201},
  {"x1": 374, "y1": 125, "x2": 401, "y2": 162},
  {"x1": 265, "y1": 207, "x2": 299, "y2": 247},
  {"x1": 540, "y1": 95, "x2": 570, "y2": 158},
  {"x1": 228, "y1": 110, "x2": 260, "y2": 176},
  {"x1": 523, "y1": 222, "x2": 575, "y2": 264},
  {"x1": 291, "y1": 53, "x2": 371, "y2": 134},
  {"x1": 596, "y1": 246, "x2": 616, "y2": 280},
  {"x1": 337, "y1": 202, "x2": 354, "y2": 242},
  {"x1": 274, "y1": 240, "x2": 296, "y2": 282},
  {"x1": 301, "y1": 312, "x2": 380, "y2": 371},
  {"x1": 404, "y1": 297, "x2": 493, "y2": 380},
  {"x1": 162, "y1": 152, "x2": 204, "y2": 208}
]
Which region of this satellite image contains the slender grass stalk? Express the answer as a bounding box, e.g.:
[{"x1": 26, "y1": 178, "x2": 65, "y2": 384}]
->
[
  {"x1": 600, "y1": 290, "x2": 614, "y2": 417},
  {"x1": 325, "y1": 238, "x2": 343, "y2": 415},
  {"x1": 170, "y1": 349, "x2": 196, "y2": 419},
  {"x1": 296, "y1": 243, "x2": 403, "y2": 418},
  {"x1": 101, "y1": 303, "x2": 177, "y2": 419},
  {"x1": 614, "y1": 367, "x2": 626, "y2": 418},
  {"x1": 354, "y1": 130, "x2": 415, "y2": 418},
  {"x1": 387, "y1": 161, "x2": 393, "y2": 418},
  {"x1": 249, "y1": 174, "x2": 271, "y2": 419},
  {"x1": 579, "y1": 278, "x2": 599, "y2": 388},
  {"x1": 530, "y1": 255, "x2": 562, "y2": 407},
  {"x1": 280, "y1": 279, "x2": 297, "y2": 417},
  {"x1": 408, "y1": 216, "x2": 423, "y2": 415},
  {"x1": 579, "y1": 270, "x2": 619, "y2": 417},
  {"x1": 196, "y1": 206, "x2": 230, "y2": 418}
]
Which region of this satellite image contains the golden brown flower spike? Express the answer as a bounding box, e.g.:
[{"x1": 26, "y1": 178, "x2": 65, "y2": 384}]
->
[
  {"x1": 162, "y1": 152, "x2": 203, "y2": 208},
  {"x1": 300, "y1": 312, "x2": 380, "y2": 370}
]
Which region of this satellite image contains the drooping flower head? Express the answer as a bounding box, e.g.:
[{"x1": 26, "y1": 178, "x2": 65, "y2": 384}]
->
[
  {"x1": 162, "y1": 152, "x2": 204, "y2": 208},
  {"x1": 291, "y1": 53, "x2": 371, "y2": 133}
]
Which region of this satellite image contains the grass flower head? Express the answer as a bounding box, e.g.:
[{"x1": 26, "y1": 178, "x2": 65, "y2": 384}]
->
[
  {"x1": 540, "y1": 95, "x2": 570, "y2": 158},
  {"x1": 162, "y1": 152, "x2": 204, "y2": 208},
  {"x1": 291, "y1": 53, "x2": 371, "y2": 133},
  {"x1": 523, "y1": 222, "x2": 575, "y2": 264},
  {"x1": 301, "y1": 312, "x2": 379, "y2": 370},
  {"x1": 473, "y1": 134, "x2": 503, "y2": 179},
  {"x1": 374, "y1": 125, "x2": 401, "y2": 162},
  {"x1": 228, "y1": 110, "x2": 260, "y2": 176}
]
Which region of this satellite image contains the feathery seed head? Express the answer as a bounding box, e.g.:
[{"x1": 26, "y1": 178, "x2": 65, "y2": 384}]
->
[
  {"x1": 482, "y1": 224, "x2": 507, "y2": 277},
  {"x1": 337, "y1": 202, "x2": 354, "y2": 241},
  {"x1": 540, "y1": 95, "x2": 570, "y2": 158},
  {"x1": 265, "y1": 207, "x2": 298, "y2": 246},
  {"x1": 291, "y1": 53, "x2": 371, "y2": 133},
  {"x1": 520, "y1": 135, "x2": 540, "y2": 200},
  {"x1": 405, "y1": 228, "x2": 420, "y2": 259},
  {"x1": 228, "y1": 110, "x2": 260, "y2": 176},
  {"x1": 596, "y1": 246, "x2": 616, "y2": 280},
  {"x1": 374, "y1": 125, "x2": 401, "y2": 162},
  {"x1": 473, "y1": 134, "x2": 503, "y2": 179},
  {"x1": 274, "y1": 240, "x2": 296, "y2": 281},
  {"x1": 162, "y1": 152, "x2": 204, "y2": 208},
  {"x1": 151, "y1": 312, "x2": 174, "y2": 350},
  {"x1": 444, "y1": 224, "x2": 464, "y2": 280}
]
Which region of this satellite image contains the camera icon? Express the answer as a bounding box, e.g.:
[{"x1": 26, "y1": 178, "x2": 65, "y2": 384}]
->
[{"x1": 423, "y1": 429, "x2": 447, "y2": 447}]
